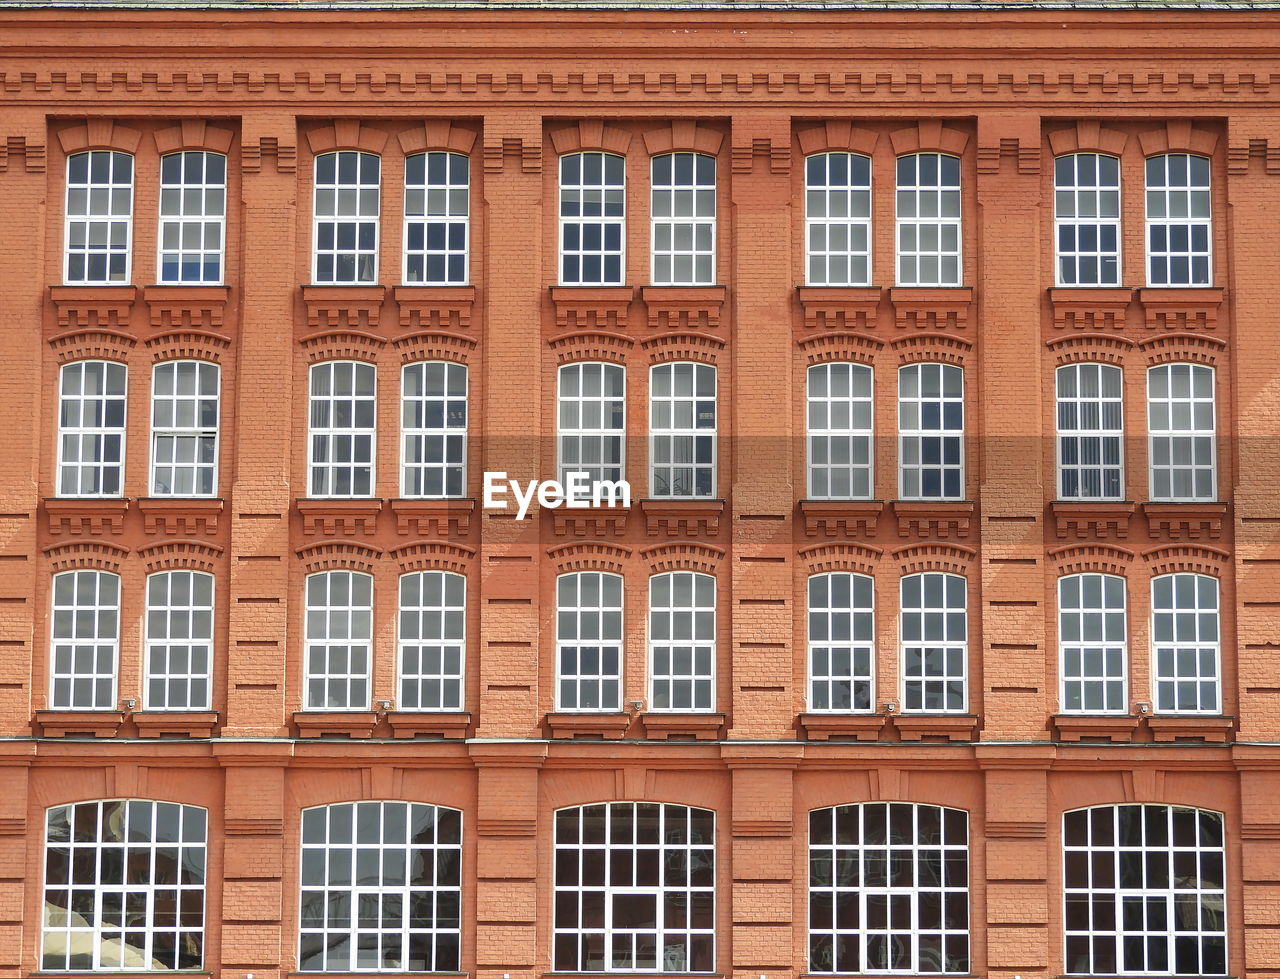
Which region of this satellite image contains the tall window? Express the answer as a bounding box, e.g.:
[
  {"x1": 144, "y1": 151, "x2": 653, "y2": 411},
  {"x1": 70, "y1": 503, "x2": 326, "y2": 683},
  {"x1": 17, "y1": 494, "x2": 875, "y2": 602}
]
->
[
  {"x1": 898, "y1": 363, "x2": 963, "y2": 501},
  {"x1": 900, "y1": 573, "x2": 967, "y2": 713},
  {"x1": 650, "y1": 572, "x2": 715, "y2": 712},
  {"x1": 561, "y1": 152, "x2": 625, "y2": 286},
  {"x1": 896, "y1": 153, "x2": 961, "y2": 287},
  {"x1": 1152, "y1": 573, "x2": 1220, "y2": 715},
  {"x1": 553, "y1": 803, "x2": 714, "y2": 973},
  {"x1": 1059, "y1": 573, "x2": 1127, "y2": 714},
  {"x1": 1055, "y1": 153, "x2": 1121, "y2": 287},
  {"x1": 810, "y1": 803, "x2": 970, "y2": 975},
  {"x1": 557, "y1": 572, "x2": 624, "y2": 711},
  {"x1": 1064, "y1": 804, "x2": 1226, "y2": 976},
  {"x1": 1149, "y1": 364, "x2": 1216, "y2": 501},
  {"x1": 1146, "y1": 153, "x2": 1212, "y2": 287},
  {"x1": 404, "y1": 151, "x2": 468, "y2": 285},
  {"x1": 651, "y1": 152, "x2": 715, "y2": 286},
  {"x1": 42, "y1": 800, "x2": 207, "y2": 972},
  {"x1": 401, "y1": 361, "x2": 467, "y2": 498},
  {"x1": 808, "y1": 572, "x2": 874, "y2": 712},
  {"x1": 65, "y1": 150, "x2": 133, "y2": 284},
  {"x1": 558, "y1": 363, "x2": 625, "y2": 487},
  {"x1": 314, "y1": 150, "x2": 379, "y2": 284},
  {"x1": 299, "y1": 801, "x2": 462, "y2": 973},
  {"x1": 398, "y1": 571, "x2": 465, "y2": 712},
  {"x1": 650, "y1": 362, "x2": 716, "y2": 498},
  {"x1": 50, "y1": 570, "x2": 119, "y2": 710},
  {"x1": 1057, "y1": 363, "x2": 1124, "y2": 501},
  {"x1": 58, "y1": 361, "x2": 127, "y2": 498},
  {"x1": 807, "y1": 362, "x2": 874, "y2": 500},
  {"x1": 145, "y1": 571, "x2": 214, "y2": 712},
  {"x1": 806, "y1": 152, "x2": 873, "y2": 286},
  {"x1": 304, "y1": 571, "x2": 372, "y2": 711},
  {"x1": 158, "y1": 151, "x2": 226, "y2": 284},
  {"x1": 309, "y1": 361, "x2": 376, "y2": 498},
  {"x1": 151, "y1": 360, "x2": 219, "y2": 497}
]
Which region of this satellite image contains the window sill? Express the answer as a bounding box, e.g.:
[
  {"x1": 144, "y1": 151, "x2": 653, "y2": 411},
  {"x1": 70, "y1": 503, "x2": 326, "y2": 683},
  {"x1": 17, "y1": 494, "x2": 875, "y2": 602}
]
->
[
  {"x1": 639, "y1": 285, "x2": 727, "y2": 330},
  {"x1": 142, "y1": 284, "x2": 230, "y2": 333},
  {"x1": 36, "y1": 710, "x2": 125, "y2": 738},
  {"x1": 393, "y1": 284, "x2": 475, "y2": 331},
  {"x1": 1052, "y1": 713, "x2": 1141, "y2": 743},
  {"x1": 799, "y1": 712, "x2": 886, "y2": 741},
  {"x1": 552, "y1": 504, "x2": 630, "y2": 538},
  {"x1": 798, "y1": 499, "x2": 884, "y2": 538},
  {"x1": 48, "y1": 284, "x2": 138, "y2": 330},
  {"x1": 1147, "y1": 714, "x2": 1234, "y2": 743},
  {"x1": 887, "y1": 285, "x2": 974, "y2": 330},
  {"x1": 43, "y1": 497, "x2": 130, "y2": 536},
  {"x1": 387, "y1": 711, "x2": 472, "y2": 739},
  {"x1": 296, "y1": 498, "x2": 383, "y2": 536},
  {"x1": 639, "y1": 711, "x2": 725, "y2": 741},
  {"x1": 388, "y1": 497, "x2": 475, "y2": 536},
  {"x1": 796, "y1": 285, "x2": 884, "y2": 331},
  {"x1": 549, "y1": 285, "x2": 635, "y2": 331},
  {"x1": 292, "y1": 710, "x2": 378, "y2": 738},
  {"x1": 1049, "y1": 500, "x2": 1135, "y2": 540},
  {"x1": 1141, "y1": 501, "x2": 1228, "y2": 541},
  {"x1": 546, "y1": 711, "x2": 634, "y2": 740},
  {"x1": 136, "y1": 497, "x2": 223, "y2": 536},
  {"x1": 892, "y1": 713, "x2": 979, "y2": 742},
  {"x1": 891, "y1": 500, "x2": 974, "y2": 539},
  {"x1": 640, "y1": 499, "x2": 723, "y2": 537},
  {"x1": 1047, "y1": 286, "x2": 1133, "y2": 331},
  {"x1": 300, "y1": 283, "x2": 387, "y2": 331},
  {"x1": 132, "y1": 710, "x2": 218, "y2": 738},
  {"x1": 1137, "y1": 286, "x2": 1225, "y2": 330}
]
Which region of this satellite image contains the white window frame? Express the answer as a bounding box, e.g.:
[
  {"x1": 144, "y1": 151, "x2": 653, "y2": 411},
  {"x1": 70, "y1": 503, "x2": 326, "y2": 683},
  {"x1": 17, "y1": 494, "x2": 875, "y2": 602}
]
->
[
  {"x1": 308, "y1": 361, "x2": 377, "y2": 499},
  {"x1": 809, "y1": 802, "x2": 971, "y2": 975},
  {"x1": 649, "y1": 362, "x2": 716, "y2": 499},
  {"x1": 1054, "y1": 152, "x2": 1122, "y2": 288},
  {"x1": 400, "y1": 361, "x2": 467, "y2": 499},
  {"x1": 807, "y1": 572, "x2": 875, "y2": 713},
  {"x1": 157, "y1": 150, "x2": 226, "y2": 285},
  {"x1": 1148, "y1": 363, "x2": 1216, "y2": 502},
  {"x1": 150, "y1": 360, "x2": 220, "y2": 498},
  {"x1": 558, "y1": 362, "x2": 626, "y2": 488},
  {"x1": 807, "y1": 362, "x2": 874, "y2": 500},
  {"x1": 49, "y1": 569, "x2": 119, "y2": 711},
  {"x1": 298, "y1": 801, "x2": 463, "y2": 973},
  {"x1": 650, "y1": 152, "x2": 716, "y2": 286},
  {"x1": 899, "y1": 572, "x2": 968, "y2": 714},
  {"x1": 556, "y1": 571, "x2": 624, "y2": 712},
  {"x1": 805, "y1": 151, "x2": 873, "y2": 287},
  {"x1": 64, "y1": 149, "x2": 133, "y2": 285},
  {"x1": 41, "y1": 800, "x2": 207, "y2": 972},
  {"x1": 1058, "y1": 573, "x2": 1128, "y2": 715},
  {"x1": 1145, "y1": 153, "x2": 1213, "y2": 288},
  {"x1": 144, "y1": 570, "x2": 214, "y2": 712},
  {"x1": 560, "y1": 151, "x2": 626, "y2": 286},
  {"x1": 1063, "y1": 804, "x2": 1227, "y2": 977},
  {"x1": 552, "y1": 802, "x2": 716, "y2": 973},
  {"x1": 403, "y1": 150, "x2": 469, "y2": 286},
  {"x1": 57, "y1": 360, "x2": 127, "y2": 499},
  {"x1": 898, "y1": 363, "x2": 964, "y2": 501},
  {"x1": 1056, "y1": 363, "x2": 1125, "y2": 502},
  {"x1": 313, "y1": 150, "x2": 380, "y2": 285},
  {"x1": 397, "y1": 570, "x2": 465, "y2": 712},
  {"x1": 1151, "y1": 573, "x2": 1221, "y2": 715},
  {"x1": 303, "y1": 570, "x2": 373, "y2": 712},
  {"x1": 648, "y1": 571, "x2": 716, "y2": 713},
  {"x1": 895, "y1": 152, "x2": 962, "y2": 287}
]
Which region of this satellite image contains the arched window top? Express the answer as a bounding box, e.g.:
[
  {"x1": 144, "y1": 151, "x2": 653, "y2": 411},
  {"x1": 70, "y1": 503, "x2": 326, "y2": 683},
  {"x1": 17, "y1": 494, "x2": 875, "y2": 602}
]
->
[{"x1": 896, "y1": 151, "x2": 960, "y2": 188}]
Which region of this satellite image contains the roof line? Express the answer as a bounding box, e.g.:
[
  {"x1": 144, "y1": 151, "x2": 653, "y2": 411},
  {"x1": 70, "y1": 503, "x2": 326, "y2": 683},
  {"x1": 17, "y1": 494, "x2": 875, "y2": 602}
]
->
[{"x1": 4, "y1": 0, "x2": 1280, "y2": 10}]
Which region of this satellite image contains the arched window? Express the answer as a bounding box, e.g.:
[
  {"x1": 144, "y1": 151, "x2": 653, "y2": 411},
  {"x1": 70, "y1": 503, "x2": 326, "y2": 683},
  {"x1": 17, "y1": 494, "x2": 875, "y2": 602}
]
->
[
  {"x1": 1064, "y1": 804, "x2": 1226, "y2": 975},
  {"x1": 158, "y1": 150, "x2": 226, "y2": 284},
  {"x1": 313, "y1": 150, "x2": 380, "y2": 284},
  {"x1": 398, "y1": 571, "x2": 465, "y2": 711},
  {"x1": 557, "y1": 571, "x2": 624, "y2": 711},
  {"x1": 807, "y1": 362, "x2": 874, "y2": 500},
  {"x1": 1057, "y1": 363, "x2": 1124, "y2": 501},
  {"x1": 404, "y1": 151, "x2": 469, "y2": 285},
  {"x1": 42, "y1": 799, "x2": 207, "y2": 971},
  {"x1": 309, "y1": 361, "x2": 377, "y2": 498},
  {"x1": 553, "y1": 802, "x2": 715, "y2": 973},
  {"x1": 1145, "y1": 153, "x2": 1211, "y2": 287},
  {"x1": 809, "y1": 802, "x2": 970, "y2": 974},
  {"x1": 1054, "y1": 153, "x2": 1121, "y2": 287},
  {"x1": 145, "y1": 570, "x2": 214, "y2": 711},
  {"x1": 304, "y1": 570, "x2": 373, "y2": 711},
  {"x1": 1152, "y1": 573, "x2": 1220, "y2": 714},
  {"x1": 560, "y1": 151, "x2": 626, "y2": 285},
  {"x1": 898, "y1": 363, "x2": 963, "y2": 501},
  {"x1": 650, "y1": 362, "x2": 716, "y2": 499},
  {"x1": 401, "y1": 361, "x2": 467, "y2": 499},
  {"x1": 151, "y1": 360, "x2": 220, "y2": 497},
  {"x1": 58, "y1": 360, "x2": 127, "y2": 498},
  {"x1": 895, "y1": 153, "x2": 961, "y2": 287},
  {"x1": 900, "y1": 572, "x2": 967, "y2": 713},
  {"x1": 651, "y1": 152, "x2": 715, "y2": 286},
  {"x1": 558, "y1": 363, "x2": 626, "y2": 487},
  {"x1": 1148, "y1": 364, "x2": 1216, "y2": 502},
  {"x1": 805, "y1": 152, "x2": 873, "y2": 286},
  {"x1": 65, "y1": 150, "x2": 133, "y2": 284},
  {"x1": 299, "y1": 801, "x2": 462, "y2": 972},
  {"x1": 808, "y1": 572, "x2": 875, "y2": 712},
  {"x1": 1059, "y1": 573, "x2": 1127, "y2": 714},
  {"x1": 649, "y1": 572, "x2": 715, "y2": 712},
  {"x1": 50, "y1": 570, "x2": 119, "y2": 710}
]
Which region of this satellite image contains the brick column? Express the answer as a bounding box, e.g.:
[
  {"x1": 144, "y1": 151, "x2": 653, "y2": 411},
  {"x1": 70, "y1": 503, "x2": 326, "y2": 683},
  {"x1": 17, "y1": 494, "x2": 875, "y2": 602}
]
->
[
  {"x1": 0, "y1": 746, "x2": 34, "y2": 977},
  {"x1": 727, "y1": 115, "x2": 796, "y2": 740}
]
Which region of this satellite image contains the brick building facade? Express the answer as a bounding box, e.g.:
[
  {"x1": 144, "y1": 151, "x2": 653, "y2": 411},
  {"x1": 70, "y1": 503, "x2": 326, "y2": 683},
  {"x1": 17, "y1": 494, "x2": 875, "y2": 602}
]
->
[{"x1": 1, "y1": 1, "x2": 1279, "y2": 977}]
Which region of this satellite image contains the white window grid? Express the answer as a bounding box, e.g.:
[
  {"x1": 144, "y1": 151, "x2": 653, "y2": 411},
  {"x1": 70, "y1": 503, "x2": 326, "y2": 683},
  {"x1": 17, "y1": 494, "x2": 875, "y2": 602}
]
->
[
  {"x1": 1059, "y1": 573, "x2": 1128, "y2": 714},
  {"x1": 1148, "y1": 364, "x2": 1216, "y2": 502},
  {"x1": 808, "y1": 572, "x2": 875, "y2": 713},
  {"x1": 552, "y1": 802, "x2": 715, "y2": 973},
  {"x1": 58, "y1": 360, "x2": 127, "y2": 498},
  {"x1": 561, "y1": 152, "x2": 626, "y2": 286},
  {"x1": 299, "y1": 801, "x2": 462, "y2": 973},
  {"x1": 314, "y1": 150, "x2": 380, "y2": 284},
  {"x1": 64, "y1": 150, "x2": 133, "y2": 285},
  {"x1": 898, "y1": 363, "x2": 963, "y2": 501},
  {"x1": 403, "y1": 151, "x2": 469, "y2": 285},
  {"x1": 151, "y1": 360, "x2": 219, "y2": 497},
  {"x1": 309, "y1": 361, "x2": 377, "y2": 498},
  {"x1": 900, "y1": 572, "x2": 967, "y2": 713},
  {"x1": 42, "y1": 800, "x2": 207, "y2": 972},
  {"x1": 650, "y1": 362, "x2": 716, "y2": 499},
  {"x1": 651, "y1": 152, "x2": 716, "y2": 286},
  {"x1": 1057, "y1": 363, "x2": 1125, "y2": 501},
  {"x1": 1152, "y1": 573, "x2": 1221, "y2": 715},
  {"x1": 896, "y1": 153, "x2": 961, "y2": 287},
  {"x1": 808, "y1": 362, "x2": 874, "y2": 500},
  {"x1": 1055, "y1": 153, "x2": 1122, "y2": 287},
  {"x1": 806, "y1": 152, "x2": 873, "y2": 286},
  {"x1": 401, "y1": 361, "x2": 467, "y2": 499},
  {"x1": 809, "y1": 802, "x2": 970, "y2": 975},
  {"x1": 649, "y1": 571, "x2": 715, "y2": 712},
  {"x1": 557, "y1": 572, "x2": 624, "y2": 712},
  {"x1": 1063, "y1": 804, "x2": 1227, "y2": 976},
  {"x1": 1146, "y1": 154, "x2": 1212, "y2": 287},
  {"x1": 304, "y1": 571, "x2": 373, "y2": 711},
  {"x1": 158, "y1": 151, "x2": 226, "y2": 284},
  {"x1": 145, "y1": 570, "x2": 214, "y2": 712},
  {"x1": 49, "y1": 570, "x2": 119, "y2": 711},
  {"x1": 559, "y1": 363, "x2": 626, "y2": 487},
  {"x1": 398, "y1": 571, "x2": 465, "y2": 712}
]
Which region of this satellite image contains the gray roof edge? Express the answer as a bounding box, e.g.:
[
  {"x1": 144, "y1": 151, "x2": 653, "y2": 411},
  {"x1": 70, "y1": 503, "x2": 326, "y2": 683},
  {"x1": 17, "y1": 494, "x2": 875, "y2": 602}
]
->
[{"x1": 3, "y1": 0, "x2": 1279, "y2": 10}]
